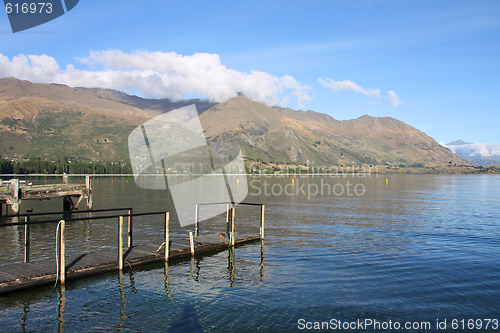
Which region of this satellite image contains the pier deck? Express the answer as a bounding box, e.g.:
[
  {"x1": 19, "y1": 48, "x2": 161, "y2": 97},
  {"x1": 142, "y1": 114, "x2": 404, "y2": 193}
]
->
[
  {"x1": 0, "y1": 234, "x2": 260, "y2": 294},
  {"x1": 0, "y1": 176, "x2": 92, "y2": 214}
]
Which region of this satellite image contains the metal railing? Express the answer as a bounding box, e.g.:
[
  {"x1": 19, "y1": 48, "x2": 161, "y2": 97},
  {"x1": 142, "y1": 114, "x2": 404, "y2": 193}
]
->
[
  {"x1": 0, "y1": 208, "x2": 171, "y2": 285},
  {"x1": 193, "y1": 202, "x2": 265, "y2": 246}
]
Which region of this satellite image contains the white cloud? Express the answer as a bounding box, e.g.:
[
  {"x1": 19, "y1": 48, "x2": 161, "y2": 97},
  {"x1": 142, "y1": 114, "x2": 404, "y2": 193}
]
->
[
  {"x1": 386, "y1": 90, "x2": 401, "y2": 107},
  {"x1": 0, "y1": 51, "x2": 312, "y2": 108},
  {"x1": 318, "y1": 78, "x2": 380, "y2": 98},
  {"x1": 446, "y1": 142, "x2": 500, "y2": 158}
]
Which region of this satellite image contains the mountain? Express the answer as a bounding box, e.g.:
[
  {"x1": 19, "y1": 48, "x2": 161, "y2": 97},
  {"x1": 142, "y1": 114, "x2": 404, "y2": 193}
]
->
[
  {"x1": 445, "y1": 140, "x2": 500, "y2": 166},
  {"x1": 200, "y1": 96, "x2": 467, "y2": 166},
  {"x1": 447, "y1": 139, "x2": 472, "y2": 146},
  {"x1": 0, "y1": 77, "x2": 468, "y2": 167}
]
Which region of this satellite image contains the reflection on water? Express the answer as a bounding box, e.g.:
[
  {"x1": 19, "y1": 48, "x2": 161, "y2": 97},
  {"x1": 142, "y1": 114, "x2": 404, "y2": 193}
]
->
[
  {"x1": 0, "y1": 174, "x2": 499, "y2": 332},
  {"x1": 57, "y1": 286, "x2": 65, "y2": 333},
  {"x1": 1, "y1": 244, "x2": 266, "y2": 332}
]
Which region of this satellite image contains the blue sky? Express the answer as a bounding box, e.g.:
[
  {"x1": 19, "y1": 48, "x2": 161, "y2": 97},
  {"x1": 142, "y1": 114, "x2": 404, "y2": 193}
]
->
[{"x1": 0, "y1": 0, "x2": 499, "y2": 144}]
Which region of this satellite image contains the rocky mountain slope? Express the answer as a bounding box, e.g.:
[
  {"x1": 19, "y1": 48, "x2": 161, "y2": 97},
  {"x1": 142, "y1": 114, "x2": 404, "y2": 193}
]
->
[{"x1": 0, "y1": 77, "x2": 468, "y2": 167}]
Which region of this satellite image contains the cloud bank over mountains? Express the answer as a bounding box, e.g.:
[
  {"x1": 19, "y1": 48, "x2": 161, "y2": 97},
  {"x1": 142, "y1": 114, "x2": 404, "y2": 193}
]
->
[
  {"x1": 0, "y1": 50, "x2": 399, "y2": 109},
  {"x1": 444, "y1": 141, "x2": 500, "y2": 164}
]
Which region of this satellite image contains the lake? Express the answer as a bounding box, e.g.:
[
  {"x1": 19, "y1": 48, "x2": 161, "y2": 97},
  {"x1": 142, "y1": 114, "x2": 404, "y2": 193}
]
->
[{"x1": 0, "y1": 174, "x2": 499, "y2": 332}]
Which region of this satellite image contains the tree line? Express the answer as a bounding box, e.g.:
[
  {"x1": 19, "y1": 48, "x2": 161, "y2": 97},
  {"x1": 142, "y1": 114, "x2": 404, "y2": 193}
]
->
[{"x1": 0, "y1": 157, "x2": 132, "y2": 174}]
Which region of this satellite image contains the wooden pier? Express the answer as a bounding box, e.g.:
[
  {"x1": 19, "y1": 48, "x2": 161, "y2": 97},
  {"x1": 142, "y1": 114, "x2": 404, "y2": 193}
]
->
[
  {"x1": 0, "y1": 175, "x2": 92, "y2": 214},
  {"x1": 0, "y1": 203, "x2": 264, "y2": 294}
]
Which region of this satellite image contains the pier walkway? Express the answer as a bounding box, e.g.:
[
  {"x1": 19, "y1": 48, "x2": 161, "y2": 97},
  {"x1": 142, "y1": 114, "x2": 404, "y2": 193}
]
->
[{"x1": 0, "y1": 203, "x2": 265, "y2": 294}]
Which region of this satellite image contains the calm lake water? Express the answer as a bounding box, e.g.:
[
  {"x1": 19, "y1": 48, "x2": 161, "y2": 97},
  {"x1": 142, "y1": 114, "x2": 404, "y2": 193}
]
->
[{"x1": 0, "y1": 174, "x2": 499, "y2": 332}]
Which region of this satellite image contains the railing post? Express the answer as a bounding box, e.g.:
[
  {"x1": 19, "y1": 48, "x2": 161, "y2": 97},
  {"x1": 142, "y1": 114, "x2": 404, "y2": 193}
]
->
[
  {"x1": 128, "y1": 208, "x2": 133, "y2": 247},
  {"x1": 59, "y1": 220, "x2": 66, "y2": 284},
  {"x1": 226, "y1": 203, "x2": 229, "y2": 233},
  {"x1": 230, "y1": 207, "x2": 235, "y2": 247},
  {"x1": 164, "y1": 212, "x2": 169, "y2": 262},
  {"x1": 189, "y1": 232, "x2": 195, "y2": 256},
  {"x1": 118, "y1": 216, "x2": 123, "y2": 270},
  {"x1": 24, "y1": 216, "x2": 30, "y2": 263},
  {"x1": 194, "y1": 204, "x2": 199, "y2": 237},
  {"x1": 260, "y1": 204, "x2": 265, "y2": 240}
]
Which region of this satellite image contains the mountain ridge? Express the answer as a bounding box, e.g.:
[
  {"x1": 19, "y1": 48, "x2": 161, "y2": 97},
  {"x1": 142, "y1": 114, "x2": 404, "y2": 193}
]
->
[{"x1": 0, "y1": 77, "x2": 469, "y2": 167}]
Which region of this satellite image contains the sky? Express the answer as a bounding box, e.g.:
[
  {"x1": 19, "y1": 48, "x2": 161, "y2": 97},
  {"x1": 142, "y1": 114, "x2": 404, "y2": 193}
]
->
[{"x1": 0, "y1": 0, "x2": 499, "y2": 146}]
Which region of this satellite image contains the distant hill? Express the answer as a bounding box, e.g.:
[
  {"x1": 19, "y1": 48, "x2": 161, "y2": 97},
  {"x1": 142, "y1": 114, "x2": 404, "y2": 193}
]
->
[
  {"x1": 0, "y1": 77, "x2": 468, "y2": 167},
  {"x1": 447, "y1": 139, "x2": 473, "y2": 146}
]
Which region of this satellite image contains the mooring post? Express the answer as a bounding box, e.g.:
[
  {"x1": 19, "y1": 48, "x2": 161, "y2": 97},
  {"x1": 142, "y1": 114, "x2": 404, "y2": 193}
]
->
[
  {"x1": 63, "y1": 196, "x2": 73, "y2": 212},
  {"x1": 260, "y1": 204, "x2": 265, "y2": 240},
  {"x1": 230, "y1": 207, "x2": 235, "y2": 247},
  {"x1": 189, "y1": 232, "x2": 195, "y2": 256},
  {"x1": 194, "y1": 204, "x2": 199, "y2": 237},
  {"x1": 59, "y1": 220, "x2": 66, "y2": 284},
  {"x1": 10, "y1": 179, "x2": 20, "y2": 214},
  {"x1": 24, "y1": 215, "x2": 30, "y2": 263},
  {"x1": 118, "y1": 216, "x2": 124, "y2": 270},
  {"x1": 85, "y1": 175, "x2": 93, "y2": 210},
  {"x1": 127, "y1": 208, "x2": 133, "y2": 248}
]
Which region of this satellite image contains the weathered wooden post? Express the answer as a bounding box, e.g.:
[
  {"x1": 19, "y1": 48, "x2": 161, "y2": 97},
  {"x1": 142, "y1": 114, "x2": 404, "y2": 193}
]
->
[
  {"x1": 226, "y1": 203, "x2": 229, "y2": 233},
  {"x1": 24, "y1": 216, "x2": 30, "y2": 263},
  {"x1": 194, "y1": 204, "x2": 199, "y2": 237},
  {"x1": 118, "y1": 216, "x2": 124, "y2": 270},
  {"x1": 260, "y1": 204, "x2": 265, "y2": 240},
  {"x1": 164, "y1": 212, "x2": 169, "y2": 262},
  {"x1": 85, "y1": 175, "x2": 92, "y2": 210},
  {"x1": 58, "y1": 220, "x2": 66, "y2": 284},
  {"x1": 63, "y1": 196, "x2": 73, "y2": 212},
  {"x1": 189, "y1": 232, "x2": 195, "y2": 256},
  {"x1": 127, "y1": 208, "x2": 133, "y2": 247},
  {"x1": 10, "y1": 179, "x2": 20, "y2": 214},
  {"x1": 230, "y1": 207, "x2": 235, "y2": 247}
]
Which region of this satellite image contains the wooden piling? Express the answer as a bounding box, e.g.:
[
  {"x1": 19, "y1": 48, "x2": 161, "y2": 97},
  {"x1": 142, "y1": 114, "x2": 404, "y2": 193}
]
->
[
  {"x1": 189, "y1": 232, "x2": 195, "y2": 256},
  {"x1": 58, "y1": 220, "x2": 66, "y2": 284},
  {"x1": 24, "y1": 216, "x2": 30, "y2": 263},
  {"x1": 260, "y1": 204, "x2": 265, "y2": 240},
  {"x1": 11, "y1": 179, "x2": 20, "y2": 214},
  {"x1": 118, "y1": 216, "x2": 124, "y2": 270},
  {"x1": 230, "y1": 207, "x2": 235, "y2": 247},
  {"x1": 194, "y1": 204, "x2": 199, "y2": 237},
  {"x1": 63, "y1": 196, "x2": 73, "y2": 212},
  {"x1": 85, "y1": 175, "x2": 92, "y2": 210},
  {"x1": 164, "y1": 212, "x2": 169, "y2": 262}
]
